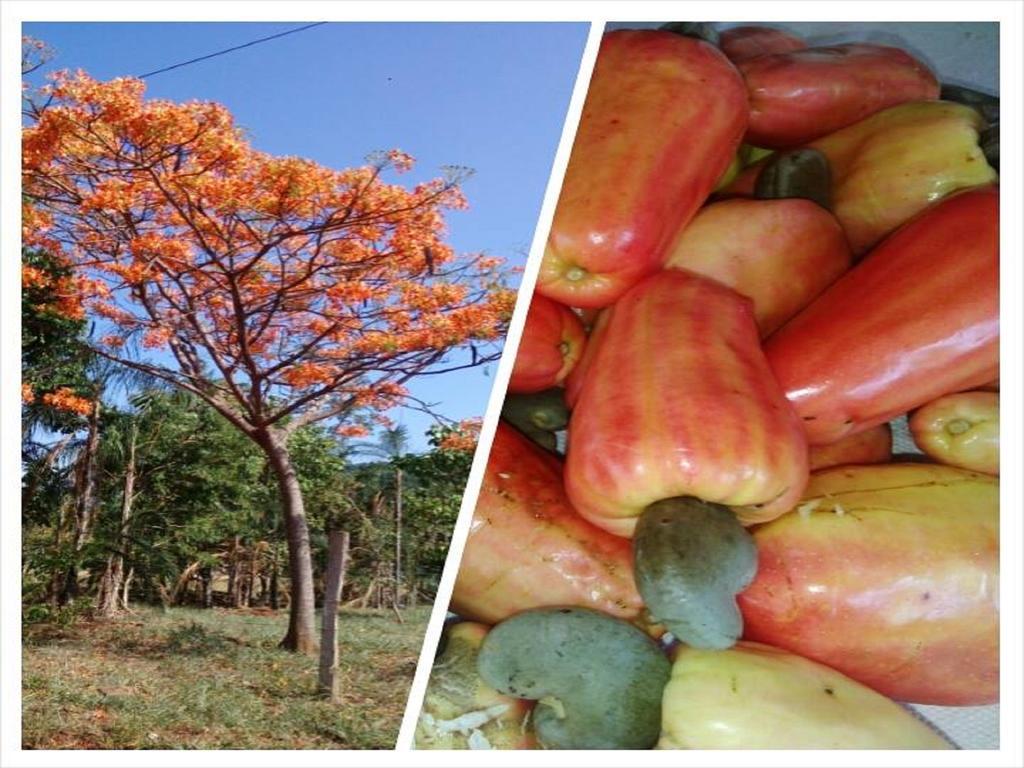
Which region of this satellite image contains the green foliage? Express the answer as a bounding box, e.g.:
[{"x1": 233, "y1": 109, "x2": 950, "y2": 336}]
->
[
  {"x1": 289, "y1": 424, "x2": 352, "y2": 533},
  {"x1": 397, "y1": 435, "x2": 474, "y2": 596},
  {"x1": 23, "y1": 377, "x2": 473, "y2": 612},
  {"x1": 21, "y1": 248, "x2": 92, "y2": 435},
  {"x1": 22, "y1": 599, "x2": 93, "y2": 629},
  {"x1": 21, "y1": 445, "x2": 75, "y2": 528},
  {"x1": 84, "y1": 391, "x2": 269, "y2": 598},
  {"x1": 163, "y1": 622, "x2": 233, "y2": 655},
  {"x1": 342, "y1": 424, "x2": 474, "y2": 599}
]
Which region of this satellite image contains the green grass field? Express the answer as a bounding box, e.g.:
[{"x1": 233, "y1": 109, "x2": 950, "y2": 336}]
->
[{"x1": 22, "y1": 605, "x2": 430, "y2": 749}]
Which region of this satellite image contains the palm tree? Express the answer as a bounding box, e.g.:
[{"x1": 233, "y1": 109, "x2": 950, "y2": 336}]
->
[
  {"x1": 93, "y1": 388, "x2": 179, "y2": 615},
  {"x1": 34, "y1": 356, "x2": 162, "y2": 605},
  {"x1": 353, "y1": 425, "x2": 409, "y2": 611}
]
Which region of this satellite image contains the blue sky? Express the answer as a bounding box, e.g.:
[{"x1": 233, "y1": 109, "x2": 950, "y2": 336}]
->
[{"x1": 23, "y1": 21, "x2": 588, "y2": 453}]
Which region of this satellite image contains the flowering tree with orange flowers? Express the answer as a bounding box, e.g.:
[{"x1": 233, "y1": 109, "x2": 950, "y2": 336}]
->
[
  {"x1": 22, "y1": 248, "x2": 93, "y2": 419},
  {"x1": 436, "y1": 417, "x2": 482, "y2": 453},
  {"x1": 23, "y1": 72, "x2": 515, "y2": 652},
  {"x1": 21, "y1": 40, "x2": 93, "y2": 423}
]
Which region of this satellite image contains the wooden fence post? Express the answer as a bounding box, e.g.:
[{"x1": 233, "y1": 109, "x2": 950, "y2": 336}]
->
[{"x1": 318, "y1": 529, "x2": 350, "y2": 702}]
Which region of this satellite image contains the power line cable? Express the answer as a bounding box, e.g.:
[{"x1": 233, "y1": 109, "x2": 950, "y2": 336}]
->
[{"x1": 138, "y1": 21, "x2": 328, "y2": 79}]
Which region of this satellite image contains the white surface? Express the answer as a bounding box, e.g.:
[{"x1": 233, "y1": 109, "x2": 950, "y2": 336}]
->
[{"x1": 910, "y1": 702, "x2": 1000, "y2": 750}]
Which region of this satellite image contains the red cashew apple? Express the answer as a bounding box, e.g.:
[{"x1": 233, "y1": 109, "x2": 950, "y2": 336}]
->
[
  {"x1": 765, "y1": 185, "x2": 999, "y2": 445},
  {"x1": 564, "y1": 307, "x2": 608, "y2": 409},
  {"x1": 719, "y1": 25, "x2": 806, "y2": 63},
  {"x1": 739, "y1": 463, "x2": 999, "y2": 706},
  {"x1": 565, "y1": 269, "x2": 808, "y2": 536},
  {"x1": 808, "y1": 423, "x2": 892, "y2": 471},
  {"x1": 539, "y1": 29, "x2": 747, "y2": 309},
  {"x1": 740, "y1": 43, "x2": 939, "y2": 148},
  {"x1": 664, "y1": 197, "x2": 851, "y2": 336},
  {"x1": 451, "y1": 421, "x2": 644, "y2": 624},
  {"x1": 724, "y1": 101, "x2": 998, "y2": 255},
  {"x1": 508, "y1": 294, "x2": 586, "y2": 394}
]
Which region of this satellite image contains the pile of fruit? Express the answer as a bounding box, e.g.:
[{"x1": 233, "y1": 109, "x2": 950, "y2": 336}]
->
[{"x1": 416, "y1": 22, "x2": 999, "y2": 750}]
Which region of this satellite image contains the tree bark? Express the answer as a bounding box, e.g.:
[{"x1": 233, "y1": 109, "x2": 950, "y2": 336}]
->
[
  {"x1": 96, "y1": 422, "x2": 137, "y2": 618},
  {"x1": 318, "y1": 529, "x2": 350, "y2": 701},
  {"x1": 258, "y1": 428, "x2": 318, "y2": 654},
  {"x1": 409, "y1": 552, "x2": 418, "y2": 607},
  {"x1": 246, "y1": 542, "x2": 259, "y2": 607},
  {"x1": 269, "y1": 550, "x2": 280, "y2": 610},
  {"x1": 95, "y1": 547, "x2": 125, "y2": 617},
  {"x1": 200, "y1": 566, "x2": 214, "y2": 608},
  {"x1": 60, "y1": 397, "x2": 102, "y2": 605},
  {"x1": 227, "y1": 535, "x2": 242, "y2": 608},
  {"x1": 375, "y1": 562, "x2": 387, "y2": 609},
  {"x1": 48, "y1": 497, "x2": 72, "y2": 607},
  {"x1": 357, "y1": 576, "x2": 377, "y2": 609},
  {"x1": 170, "y1": 561, "x2": 201, "y2": 605},
  {"x1": 120, "y1": 566, "x2": 134, "y2": 610}
]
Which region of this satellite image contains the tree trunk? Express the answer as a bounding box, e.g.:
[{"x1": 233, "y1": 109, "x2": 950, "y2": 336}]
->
[
  {"x1": 408, "y1": 552, "x2": 418, "y2": 608},
  {"x1": 269, "y1": 550, "x2": 280, "y2": 610},
  {"x1": 227, "y1": 535, "x2": 242, "y2": 608},
  {"x1": 258, "y1": 429, "x2": 318, "y2": 654},
  {"x1": 375, "y1": 562, "x2": 387, "y2": 609},
  {"x1": 95, "y1": 552, "x2": 125, "y2": 617},
  {"x1": 170, "y1": 561, "x2": 201, "y2": 605},
  {"x1": 96, "y1": 422, "x2": 137, "y2": 618},
  {"x1": 200, "y1": 566, "x2": 214, "y2": 608},
  {"x1": 48, "y1": 497, "x2": 72, "y2": 607},
  {"x1": 120, "y1": 566, "x2": 134, "y2": 610},
  {"x1": 157, "y1": 581, "x2": 172, "y2": 612},
  {"x1": 60, "y1": 397, "x2": 102, "y2": 605},
  {"x1": 318, "y1": 529, "x2": 350, "y2": 701},
  {"x1": 246, "y1": 542, "x2": 259, "y2": 607},
  {"x1": 357, "y1": 577, "x2": 377, "y2": 609},
  {"x1": 394, "y1": 467, "x2": 403, "y2": 611}
]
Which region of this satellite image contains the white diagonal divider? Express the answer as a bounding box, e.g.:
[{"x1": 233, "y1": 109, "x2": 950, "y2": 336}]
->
[{"x1": 393, "y1": 19, "x2": 607, "y2": 752}]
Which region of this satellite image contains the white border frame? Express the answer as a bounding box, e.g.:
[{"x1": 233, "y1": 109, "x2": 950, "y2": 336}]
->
[{"x1": 2, "y1": 3, "x2": 1021, "y2": 768}]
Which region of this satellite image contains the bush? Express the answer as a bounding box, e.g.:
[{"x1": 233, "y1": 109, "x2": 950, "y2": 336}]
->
[
  {"x1": 22, "y1": 599, "x2": 92, "y2": 629},
  {"x1": 163, "y1": 621, "x2": 232, "y2": 655}
]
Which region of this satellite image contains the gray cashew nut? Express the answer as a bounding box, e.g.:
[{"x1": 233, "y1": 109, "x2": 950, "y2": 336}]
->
[
  {"x1": 476, "y1": 607, "x2": 670, "y2": 749},
  {"x1": 633, "y1": 496, "x2": 758, "y2": 649}
]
